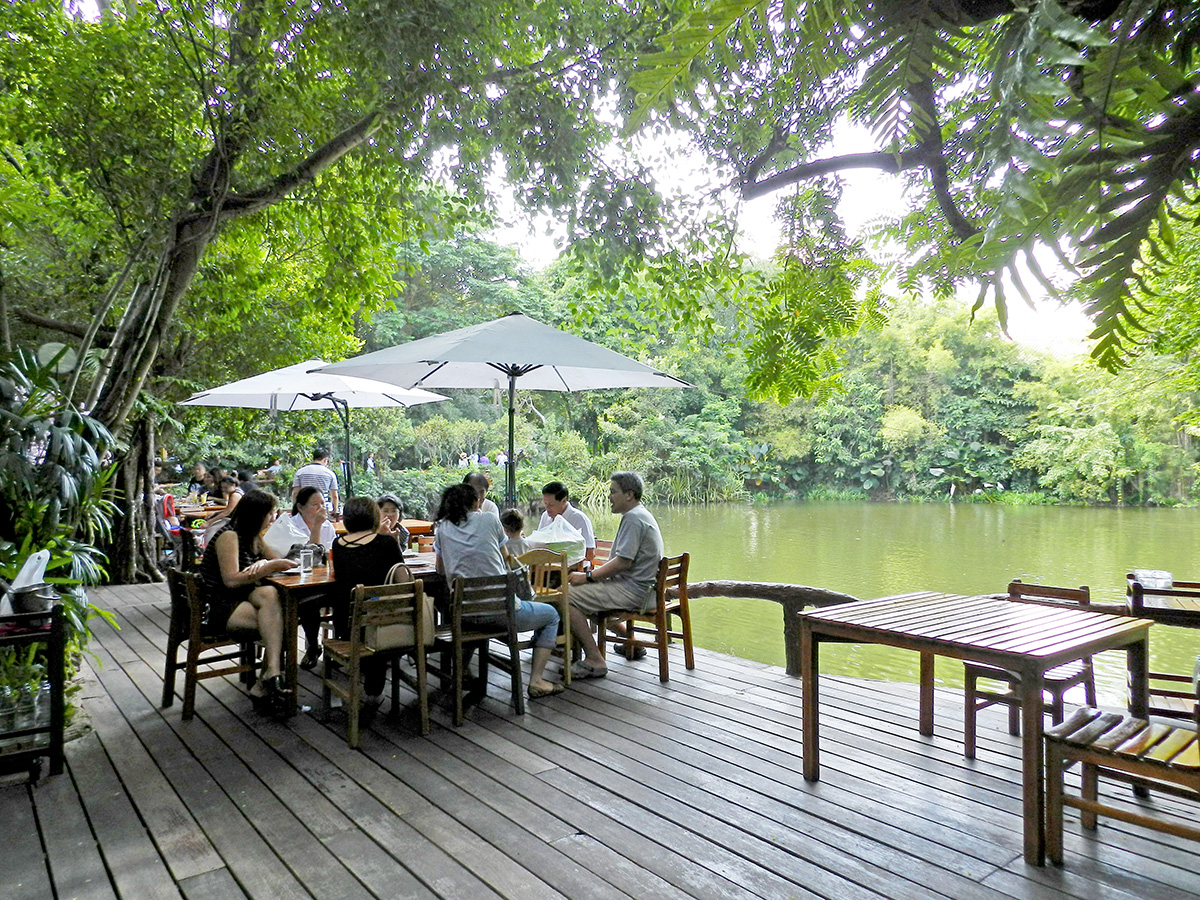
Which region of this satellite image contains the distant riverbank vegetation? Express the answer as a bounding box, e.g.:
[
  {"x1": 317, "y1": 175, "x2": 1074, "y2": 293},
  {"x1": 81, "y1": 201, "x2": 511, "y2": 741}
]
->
[{"x1": 176, "y1": 236, "x2": 1200, "y2": 514}]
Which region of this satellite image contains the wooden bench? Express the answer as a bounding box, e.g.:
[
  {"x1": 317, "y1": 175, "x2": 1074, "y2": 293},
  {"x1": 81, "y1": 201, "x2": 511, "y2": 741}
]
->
[{"x1": 1045, "y1": 704, "x2": 1200, "y2": 864}]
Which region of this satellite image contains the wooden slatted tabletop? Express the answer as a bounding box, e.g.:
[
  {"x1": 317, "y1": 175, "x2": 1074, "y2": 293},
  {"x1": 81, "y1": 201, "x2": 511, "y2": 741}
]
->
[{"x1": 799, "y1": 591, "x2": 1154, "y2": 866}]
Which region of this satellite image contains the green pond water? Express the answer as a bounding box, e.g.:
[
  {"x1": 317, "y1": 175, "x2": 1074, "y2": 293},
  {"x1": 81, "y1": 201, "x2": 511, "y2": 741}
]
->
[{"x1": 586, "y1": 500, "x2": 1200, "y2": 705}]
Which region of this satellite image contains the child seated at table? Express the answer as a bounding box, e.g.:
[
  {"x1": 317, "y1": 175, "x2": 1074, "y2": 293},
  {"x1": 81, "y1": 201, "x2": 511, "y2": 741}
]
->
[{"x1": 501, "y1": 508, "x2": 530, "y2": 558}]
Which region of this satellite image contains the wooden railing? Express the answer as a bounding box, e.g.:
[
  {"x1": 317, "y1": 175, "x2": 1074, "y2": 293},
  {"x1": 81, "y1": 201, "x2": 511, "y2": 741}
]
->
[{"x1": 673, "y1": 581, "x2": 861, "y2": 676}]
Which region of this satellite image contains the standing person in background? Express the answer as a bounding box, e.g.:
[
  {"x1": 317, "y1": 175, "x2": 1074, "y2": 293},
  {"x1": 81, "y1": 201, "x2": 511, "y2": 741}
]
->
[
  {"x1": 292, "y1": 446, "x2": 340, "y2": 516},
  {"x1": 565, "y1": 472, "x2": 664, "y2": 679},
  {"x1": 364, "y1": 451, "x2": 375, "y2": 474},
  {"x1": 538, "y1": 481, "x2": 596, "y2": 567},
  {"x1": 463, "y1": 471, "x2": 499, "y2": 517}
]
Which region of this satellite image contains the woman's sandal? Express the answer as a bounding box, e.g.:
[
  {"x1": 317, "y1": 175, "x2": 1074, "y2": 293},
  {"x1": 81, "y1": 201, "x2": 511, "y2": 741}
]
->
[
  {"x1": 528, "y1": 682, "x2": 566, "y2": 699},
  {"x1": 250, "y1": 675, "x2": 291, "y2": 716}
]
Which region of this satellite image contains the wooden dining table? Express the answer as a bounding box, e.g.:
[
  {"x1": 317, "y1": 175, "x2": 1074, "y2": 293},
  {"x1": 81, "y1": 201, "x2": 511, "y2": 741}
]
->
[
  {"x1": 266, "y1": 551, "x2": 439, "y2": 716},
  {"x1": 798, "y1": 591, "x2": 1154, "y2": 865}
]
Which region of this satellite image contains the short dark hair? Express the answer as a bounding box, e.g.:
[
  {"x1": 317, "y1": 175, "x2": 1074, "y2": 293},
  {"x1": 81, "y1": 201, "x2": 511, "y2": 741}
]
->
[
  {"x1": 376, "y1": 493, "x2": 402, "y2": 514},
  {"x1": 292, "y1": 485, "x2": 323, "y2": 515},
  {"x1": 237, "y1": 469, "x2": 254, "y2": 482},
  {"x1": 312, "y1": 446, "x2": 330, "y2": 461},
  {"x1": 463, "y1": 471, "x2": 489, "y2": 496},
  {"x1": 500, "y1": 508, "x2": 524, "y2": 533},
  {"x1": 437, "y1": 483, "x2": 479, "y2": 527},
  {"x1": 611, "y1": 471, "x2": 644, "y2": 500},
  {"x1": 342, "y1": 496, "x2": 379, "y2": 533},
  {"x1": 541, "y1": 481, "x2": 568, "y2": 501}
]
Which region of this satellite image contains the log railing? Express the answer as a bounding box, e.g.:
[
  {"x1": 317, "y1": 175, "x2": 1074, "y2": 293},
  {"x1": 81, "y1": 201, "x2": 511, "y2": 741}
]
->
[{"x1": 675, "y1": 581, "x2": 861, "y2": 677}]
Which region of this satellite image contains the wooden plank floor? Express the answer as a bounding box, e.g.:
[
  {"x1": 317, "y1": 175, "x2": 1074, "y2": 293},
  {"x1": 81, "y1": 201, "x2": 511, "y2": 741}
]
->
[{"x1": 3, "y1": 582, "x2": 1199, "y2": 900}]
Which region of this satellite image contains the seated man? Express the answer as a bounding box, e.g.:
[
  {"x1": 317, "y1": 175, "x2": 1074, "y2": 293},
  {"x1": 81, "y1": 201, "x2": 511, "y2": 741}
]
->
[
  {"x1": 538, "y1": 481, "x2": 596, "y2": 568},
  {"x1": 566, "y1": 471, "x2": 663, "y2": 679}
]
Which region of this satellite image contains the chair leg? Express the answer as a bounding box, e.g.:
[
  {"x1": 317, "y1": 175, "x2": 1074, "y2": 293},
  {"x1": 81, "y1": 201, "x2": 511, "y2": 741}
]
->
[
  {"x1": 415, "y1": 644, "x2": 430, "y2": 735},
  {"x1": 1046, "y1": 743, "x2": 1065, "y2": 865},
  {"x1": 1084, "y1": 673, "x2": 1097, "y2": 708},
  {"x1": 657, "y1": 611, "x2": 670, "y2": 683},
  {"x1": 454, "y1": 641, "x2": 465, "y2": 727},
  {"x1": 182, "y1": 641, "x2": 202, "y2": 720},
  {"x1": 162, "y1": 633, "x2": 181, "y2": 709},
  {"x1": 1007, "y1": 692, "x2": 1021, "y2": 736},
  {"x1": 347, "y1": 655, "x2": 362, "y2": 749},
  {"x1": 964, "y1": 670, "x2": 978, "y2": 760},
  {"x1": 677, "y1": 604, "x2": 695, "y2": 671},
  {"x1": 1050, "y1": 689, "x2": 1065, "y2": 725},
  {"x1": 508, "y1": 637, "x2": 525, "y2": 716},
  {"x1": 1080, "y1": 762, "x2": 1099, "y2": 830},
  {"x1": 321, "y1": 655, "x2": 334, "y2": 723}
]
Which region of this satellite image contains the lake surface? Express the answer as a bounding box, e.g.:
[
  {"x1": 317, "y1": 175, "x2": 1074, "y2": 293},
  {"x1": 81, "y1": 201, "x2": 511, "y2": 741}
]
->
[{"x1": 586, "y1": 500, "x2": 1200, "y2": 704}]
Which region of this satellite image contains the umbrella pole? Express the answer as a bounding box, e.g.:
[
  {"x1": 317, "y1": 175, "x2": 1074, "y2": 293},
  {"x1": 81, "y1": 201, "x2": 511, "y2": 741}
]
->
[
  {"x1": 332, "y1": 397, "x2": 353, "y2": 500},
  {"x1": 506, "y1": 373, "x2": 517, "y2": 508}
]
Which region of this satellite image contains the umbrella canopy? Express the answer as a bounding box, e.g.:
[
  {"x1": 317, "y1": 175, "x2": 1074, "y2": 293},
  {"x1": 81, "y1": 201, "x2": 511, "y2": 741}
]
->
[
  {"x1": 316, "y1": 313, "x2": 692, "y2": 505},
  {"x1": 180, "y1": 360, "x2": 447, "y2": 497}
]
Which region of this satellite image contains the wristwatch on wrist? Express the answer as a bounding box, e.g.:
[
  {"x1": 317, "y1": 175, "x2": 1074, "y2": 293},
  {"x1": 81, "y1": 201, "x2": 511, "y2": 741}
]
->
[{"x1": 586, "y1": 570, "x2": 595, "y2": 583}]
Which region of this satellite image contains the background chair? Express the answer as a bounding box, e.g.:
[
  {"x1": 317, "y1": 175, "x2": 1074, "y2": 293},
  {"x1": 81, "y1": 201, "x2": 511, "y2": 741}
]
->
[
  {"x1": 161, "y1": 568, "x2": 258, "y2": 719},
  {"x1": 1127, "y1": 573, "x2": 1200, "y2": 722},
  {"x1": 963, "y1": 579, "x2": 1096, "y2": 759},
  {"x1": 434, "y1": 573, "x2": 525, "y2": 726},
  {"x1": 321, "y1": 580, "x2": 430, "y2": 746},
  {"x1": 596, "y1": 553, "x2": 693, "y2": 683},
  {"x1": 516, "y1": 548, "x2": 573, "y2": 686}
]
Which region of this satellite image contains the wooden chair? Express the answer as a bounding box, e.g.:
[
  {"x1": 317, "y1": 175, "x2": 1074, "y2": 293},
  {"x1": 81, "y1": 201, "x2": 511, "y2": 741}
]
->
[
  {"x1": 596, "y1": 553, "x2": 693, "y2": 683},
  {"x1": 963, "y1": 579, "x2": 1097, "y2": 759},
  {"x1": 161, "y1": 568, "x2": 258, "y2": 720},
  {"x1": 321, "y1": 580, "x2": 431, "y2": 747},
  {"x1": 1127, "y1": 573, "x2": 1200, "y2": 721},
  {"x1": 516, "y1": 549, "x2": 573, "y2": 686},
  {"x1": 1045, "y1": 701, "x2": 1200, "y2": 864},
  {"x1": 433, "y1": 573, "x2": 525, "y2": 726},
  {"x1": 416, "y1": 534, "x2": 435, "y2": 553},
  {"x1": 592, "y1": 539, "x2": 612, "y2": 565}
]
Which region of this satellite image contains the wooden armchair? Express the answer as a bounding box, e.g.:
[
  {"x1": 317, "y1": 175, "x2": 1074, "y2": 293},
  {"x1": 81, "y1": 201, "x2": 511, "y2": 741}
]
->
[
  {"x1": 321, "y1": 580, "x2": 431, "y2": 746},
  {"x1": 434, "y1": 573, "x2": 525, "y2": 726},
  {"x1": 516, "y1": 549, "x2": 573, "y2": 686},
  {"x1": 596, "y1": 553, "x2": 693, "y2": 683},
  {"x1": 963, "y1": 579, "x2": 1097, "y2": 759},
  {"x1": 161, "y1": 568, "x2": 258, "y2": 720},
  {"x1": 1126, "y1": 574, "x2": 1200, "y2": 723}
]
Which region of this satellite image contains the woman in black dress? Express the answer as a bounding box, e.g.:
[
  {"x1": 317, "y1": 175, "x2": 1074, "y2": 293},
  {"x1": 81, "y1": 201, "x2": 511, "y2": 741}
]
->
[
  {"x1": 200, "y1": 489, "x2": 294, "y2": 708},
  {"x1": 331, "y1": 496, "x2": 404, "y2": 706}
]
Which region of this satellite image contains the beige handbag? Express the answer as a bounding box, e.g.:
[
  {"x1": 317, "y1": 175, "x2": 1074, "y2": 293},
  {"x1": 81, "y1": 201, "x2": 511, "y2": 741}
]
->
[{"x1": 363, "y1": 562, "x2": 435, "y2": 649}]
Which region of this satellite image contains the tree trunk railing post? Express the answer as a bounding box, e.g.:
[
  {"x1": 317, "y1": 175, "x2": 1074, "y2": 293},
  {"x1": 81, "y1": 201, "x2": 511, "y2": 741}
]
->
[{"x1": 671, "y1": 581, "x2": 860, "y2": 677}]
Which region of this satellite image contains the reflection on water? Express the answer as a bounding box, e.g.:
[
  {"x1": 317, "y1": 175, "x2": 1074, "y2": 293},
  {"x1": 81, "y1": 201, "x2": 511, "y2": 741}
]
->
[{"x1": 599, "y1": 500, "x2": 1200, "y2": 705}]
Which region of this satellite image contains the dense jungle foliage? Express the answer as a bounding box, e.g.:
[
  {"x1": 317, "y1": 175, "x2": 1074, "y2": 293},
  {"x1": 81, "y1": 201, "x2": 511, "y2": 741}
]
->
[{"x1": 173, "y1": 236, "x2": 1200, "y2": 514}]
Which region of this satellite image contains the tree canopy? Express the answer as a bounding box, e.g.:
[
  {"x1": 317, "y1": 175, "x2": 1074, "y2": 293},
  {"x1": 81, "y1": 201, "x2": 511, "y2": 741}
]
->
[{"x1": 628, "y1": 0, "x2": 1200, "y2": 369}]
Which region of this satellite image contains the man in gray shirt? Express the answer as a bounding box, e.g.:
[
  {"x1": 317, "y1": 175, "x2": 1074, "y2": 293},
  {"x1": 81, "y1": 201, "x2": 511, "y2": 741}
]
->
[{"x1": 566, "y1": 471, "x2": 663, "y2": 679}]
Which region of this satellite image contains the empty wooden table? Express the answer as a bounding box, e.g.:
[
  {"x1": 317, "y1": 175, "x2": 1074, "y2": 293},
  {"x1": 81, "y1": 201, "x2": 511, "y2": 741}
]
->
[{"x1": 798, "y1": 591, "x2": 1153, "y2": 865}]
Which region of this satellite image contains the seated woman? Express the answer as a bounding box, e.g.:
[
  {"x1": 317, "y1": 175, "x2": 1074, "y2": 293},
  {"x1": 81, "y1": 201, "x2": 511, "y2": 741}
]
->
[
  {"x1": 331, "y1": 496, "x2": 405, "y2": 712},
  {"x1": 434, "y1": 482, "x2": 564, "y2": 698},
  {"x1": 276, "y1": 486, "x2": 338, "y2": 669},
  {"x1": 377, "y1": 493, "x2": 411, "y2": 551},
  {"x1": 199, "y1": 489, "x2": 295, "y2": 711}
]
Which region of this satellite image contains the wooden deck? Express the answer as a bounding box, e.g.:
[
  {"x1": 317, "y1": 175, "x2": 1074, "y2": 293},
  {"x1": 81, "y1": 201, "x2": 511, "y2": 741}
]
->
[{"x1": 4, "y1": 582, "x2": 1198, "y2": 900}]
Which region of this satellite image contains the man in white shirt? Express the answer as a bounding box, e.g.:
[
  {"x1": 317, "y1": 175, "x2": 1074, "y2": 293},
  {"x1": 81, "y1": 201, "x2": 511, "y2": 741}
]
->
[
  {"x1": 538, "y1": 481, "x2": 596, "y2": 566},
  {"x1": 291, "y1": 446, "x2": 340, "y2": 514}
]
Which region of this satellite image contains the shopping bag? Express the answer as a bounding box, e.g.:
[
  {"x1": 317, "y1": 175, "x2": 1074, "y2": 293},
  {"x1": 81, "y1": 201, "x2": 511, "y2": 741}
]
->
[{"x1": 525, "y1": 517, "x2": 586, "y2": 567}]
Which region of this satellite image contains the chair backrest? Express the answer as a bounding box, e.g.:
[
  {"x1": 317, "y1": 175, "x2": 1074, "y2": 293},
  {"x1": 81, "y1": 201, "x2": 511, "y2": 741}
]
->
[
  {"x1": 416, "y1": 535, "x2": 435, "y2": 553},
  {"x1": 451, "y1": 573, "x2": 516, "y2": 637},
  {"x1": 516, "y1": 548, "x2": 569, "y2": 593},
  {"x1": 1007, "y1": 579, "x2": 1090, "y2": 609},
  {"x1": 657, "y1": 553, "x2": 690, "y2": 606},
  {"x1": 167, "y1": 567, "x2": 205, "y2": 635},
  {"x1": 352, "y1": 579, "x2": 429, "y2": 650},
  {"x1": 593, "y1": 539, "x2": 613, "y2": 565},
  {"x1": 162, "y1": 493, "x2": 177, "y2": 520}
]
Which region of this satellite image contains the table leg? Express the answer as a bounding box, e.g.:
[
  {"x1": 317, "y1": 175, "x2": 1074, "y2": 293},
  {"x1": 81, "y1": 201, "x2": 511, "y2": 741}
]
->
[
  {"x1": 1128, "y1": 635, "x2": 1150, "y2": 799},
  {"x1": 1019, "y1": 665, "x2": 1045, "y2": 865},
  {"x1": 284, "y1": 589, "x2": 299, "y2": 717},
  {"x1": 919, "y1": 650, "x2": 934, "y2": 736},
  {"x1": 801, "y1": 619, "x2": 820, "y2": 782}
]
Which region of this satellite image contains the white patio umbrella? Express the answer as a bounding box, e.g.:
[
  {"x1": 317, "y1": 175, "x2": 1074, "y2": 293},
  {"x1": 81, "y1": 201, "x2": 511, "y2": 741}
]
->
[
  {"x1": 315, "y1": 313, "x2": 693, "y2": 505},
  {"x1": 179, "y1": 359, "x2": 448, "y2": 497}
]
